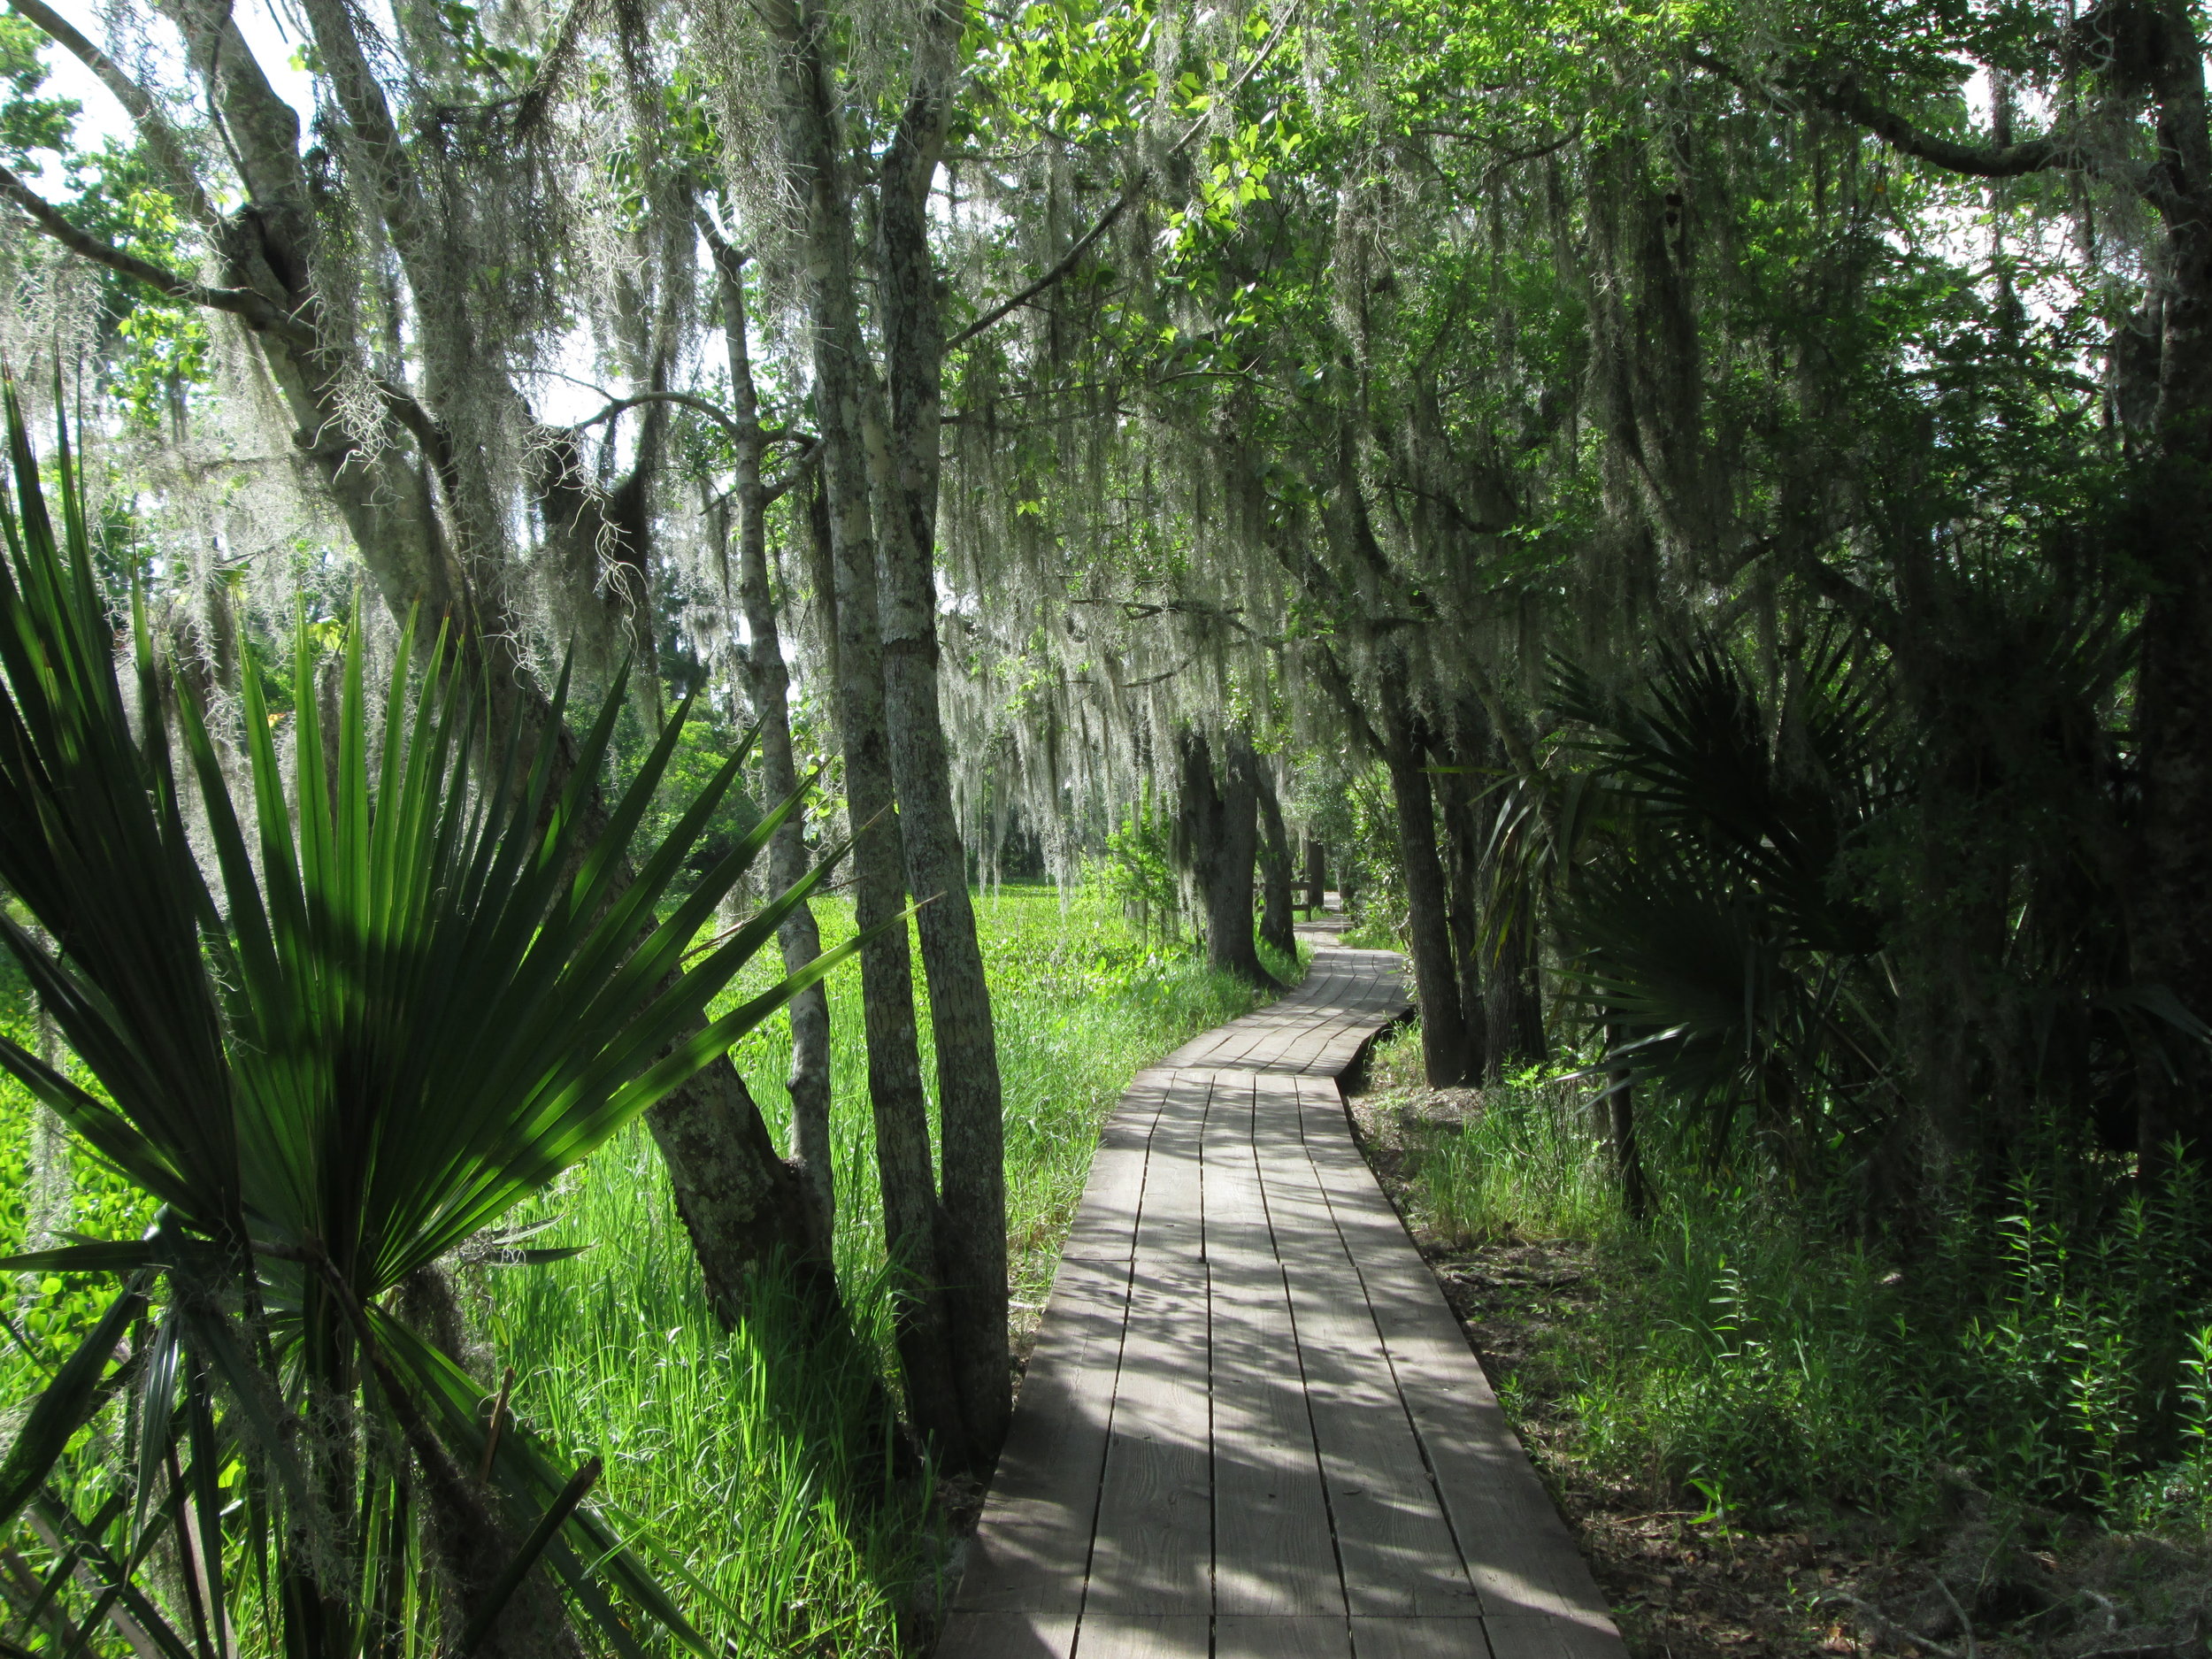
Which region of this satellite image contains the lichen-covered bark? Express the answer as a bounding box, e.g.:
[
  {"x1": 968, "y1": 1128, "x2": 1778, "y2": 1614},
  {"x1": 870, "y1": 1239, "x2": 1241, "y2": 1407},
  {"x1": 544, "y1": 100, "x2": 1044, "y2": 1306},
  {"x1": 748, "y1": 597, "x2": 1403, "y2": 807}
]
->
[
  {"x1": 764, "y1": 0, "x2": 968, "y2": 1466},
  {"x1": 1375, "y1": 675, "x2": 1473, "y2": 1088},
  {"x1": 1255, "y1": 757, "x2": 1298, "y2": 961},
  {"x1": 707, "y1": 226, "x2": 838, "y2": 1233},
  {"x1": 874, "y1": 11, "x2": 1011, "y2": 1470},
  {"x1": 1177, "y1": 726, "x2": 1279, "y2": 992}
]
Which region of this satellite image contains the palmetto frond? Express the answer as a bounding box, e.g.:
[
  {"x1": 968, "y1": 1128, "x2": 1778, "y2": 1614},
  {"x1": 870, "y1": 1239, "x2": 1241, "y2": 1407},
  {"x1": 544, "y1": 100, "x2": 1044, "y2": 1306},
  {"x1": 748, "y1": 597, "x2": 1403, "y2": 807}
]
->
[
  {"x1": 0, "y1": 380, "x2": 872, "y2": 1655},
  {"x1": 1541, "y1": 633, "x2": 1901, "y2": 1162}
]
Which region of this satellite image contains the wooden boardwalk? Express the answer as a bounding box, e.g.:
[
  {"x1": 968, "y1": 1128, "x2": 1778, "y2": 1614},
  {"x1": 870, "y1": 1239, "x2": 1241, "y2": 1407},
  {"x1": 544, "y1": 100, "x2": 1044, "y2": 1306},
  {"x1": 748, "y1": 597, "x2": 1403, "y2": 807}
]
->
[{"x1": 940, "y1": 929, "x2": 1626, "y2": 1659}]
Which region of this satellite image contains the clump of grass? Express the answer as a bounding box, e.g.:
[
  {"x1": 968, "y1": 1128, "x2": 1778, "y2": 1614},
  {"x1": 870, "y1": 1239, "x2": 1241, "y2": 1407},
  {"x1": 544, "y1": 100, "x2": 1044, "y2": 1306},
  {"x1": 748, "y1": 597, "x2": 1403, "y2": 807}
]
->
[
  {"x1": 1552, "y1": 1163, "x2": 2212, "y2": 1531},
  {"x1": 484, "y1": 1137, "x2": 929, "y2": 1655},
  {"x1": 1396, "y1": 1064, "x2": 1617, "y2": 1247}
]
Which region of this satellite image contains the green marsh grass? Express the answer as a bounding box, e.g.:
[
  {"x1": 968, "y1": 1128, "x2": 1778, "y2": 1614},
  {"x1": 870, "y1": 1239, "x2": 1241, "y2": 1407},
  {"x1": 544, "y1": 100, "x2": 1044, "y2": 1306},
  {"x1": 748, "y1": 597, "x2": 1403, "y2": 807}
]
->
[
  {"x1": 0, "y1": 886, "x2": 1279, "y2": 1652},
  {"x1": 1368, "y1": 1028, "x2": 1617, "y2": 1247},
  {"x1": 1373, "y1": 1019, "x2": 2212, "y2": 1542},
  {"x1": 478, "y1": 881, "x2": 1266, "y2": 1653}
]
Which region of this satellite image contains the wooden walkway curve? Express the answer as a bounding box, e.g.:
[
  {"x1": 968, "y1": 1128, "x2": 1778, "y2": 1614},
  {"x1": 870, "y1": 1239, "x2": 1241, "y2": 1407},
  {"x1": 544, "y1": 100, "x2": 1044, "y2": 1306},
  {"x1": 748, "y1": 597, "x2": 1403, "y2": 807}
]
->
[{"x1": 939, "y1": 925, "x2": 1626, "y2": 1659}]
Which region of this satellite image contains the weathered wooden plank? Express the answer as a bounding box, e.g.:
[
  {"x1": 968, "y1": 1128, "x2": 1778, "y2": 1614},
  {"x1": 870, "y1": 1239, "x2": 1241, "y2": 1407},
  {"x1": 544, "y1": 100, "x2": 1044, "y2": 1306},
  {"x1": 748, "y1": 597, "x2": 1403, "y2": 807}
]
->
[
  {"x1": 1215, "y1": 1615, "x2": 1356, "y2": 1658},
  {"x1": 1479, "y1": 1615, "x2": 1628, "y2": 1659},
  {"x1": 1288, "y1": 1082, "x2": 1618, "y2": 1639},
  {"x1": 1086, "y1": 1069, "x2": 1213, "y2": 1617},
  {"x1": 1064, "y1": 1148, "x2": 1148, "y2": 1262},
  {"x1": 1350, "y1": 1617, "x2": 1494, "y2": 1659},
  {"x1": 1203, "y1": 1071, "x2": 1342, "y2": 1617},
  {"x1": 957, "y1": 1256, "x2": 1131, "y2": 1614},
  {"x1": 1071, "y1": 1615, "x2": 1210, "y2": 1658},
  {"x1": 1064, "y1": 1074, "x2": 1172, "y2": 1261},
  {"x1": 937, "y1": 1612, "x2": 1079, "y2": 1659},
  {"x1": 1254, "y1": 1078, "x2": 1478, "y2": 1619}
]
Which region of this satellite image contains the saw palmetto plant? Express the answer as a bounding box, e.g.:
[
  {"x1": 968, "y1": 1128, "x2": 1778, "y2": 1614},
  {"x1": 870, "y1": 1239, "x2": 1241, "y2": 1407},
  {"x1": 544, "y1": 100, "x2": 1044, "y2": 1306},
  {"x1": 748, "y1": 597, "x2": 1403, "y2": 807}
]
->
[
  {"x1": 0, "y1": 384, "x2": 870, "y2": 1656},
  {"x1": 1504, "y1": 636, "x2": 1904, "y2": 1170}
]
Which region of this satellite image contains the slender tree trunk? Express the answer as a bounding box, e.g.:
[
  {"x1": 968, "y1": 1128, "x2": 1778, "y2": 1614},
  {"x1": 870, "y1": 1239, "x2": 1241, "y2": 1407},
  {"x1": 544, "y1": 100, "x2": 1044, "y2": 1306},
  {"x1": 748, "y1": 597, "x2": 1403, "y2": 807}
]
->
[
  {"x1": 706, "y1": 221, "x2": 836, "y2": 1232},
  {"x1": 1176, "y1": 727, "x2": 1280, "y2": 991},
  {"x1": 1377, "y1": 680, "x2": 1471, "y2": 1087},
  {"x1": 1432, "y1": 752, "x2": 1490, "y2": 1085},
  {"x1": 1255, "y1": 758, "x2": 1298, "y2": 961},
  {"x1": 1601, "y1": 1023, "x2": 1648, "y2": 1221},
  {"x1": 1303, "y1": 835, "x2": 1326, "y2": 912},
  {"x1": 2134, "y1": 94, "x2": 2212, "y2": 1165},
  {"x1": 873, "y1": 16, "x2": 1010, "y2": 1470},
  {"x1": 1485, "y1": 905, "x2": 1548, "y2": 1081},
  {"x1": 765, "y1": 0, "x2": 967, "y2": 1466}
]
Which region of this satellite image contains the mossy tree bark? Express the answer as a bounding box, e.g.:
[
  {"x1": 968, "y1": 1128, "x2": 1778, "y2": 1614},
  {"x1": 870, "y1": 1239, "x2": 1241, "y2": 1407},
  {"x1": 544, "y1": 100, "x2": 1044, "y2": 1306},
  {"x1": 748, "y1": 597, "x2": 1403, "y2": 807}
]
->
[
  {"x1": 1255, "y1": 757, "x2": 1299, "y2": 961},
  {"x1": 1375, "y1": 672, "x2": 1474, "y2": 1087},
  {"x1": 1177, "y1": 726, "x2": 1280, "y2": 992},
  {"x1": 765, "y1": 0, "x2": 968, "y2": 1468},
  {"x1": 874, "y1": 1, "x2": 1012, "y2": 1471},
  {"x1": 703, "y1": 218, "x2": 838, "y2": 1234}
]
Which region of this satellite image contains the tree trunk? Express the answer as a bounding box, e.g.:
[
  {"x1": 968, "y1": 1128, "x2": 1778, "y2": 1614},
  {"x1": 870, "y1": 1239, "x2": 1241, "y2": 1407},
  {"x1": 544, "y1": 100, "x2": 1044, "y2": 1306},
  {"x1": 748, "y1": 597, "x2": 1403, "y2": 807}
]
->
[
  {"x1": 1303, "y1": 835, "x2": 1327, "y2": 912},
  {"x1": 872, "y1": 13, "x2": 1010, "y2": 1471},
  {"x1": 706, "y1": 221, "x2": 836, "y2": 1233},
  {"x1": 1176, "y1": 727, "x2": 1280, "y2": 991},
  {"x1": 153, "y1": 0, "x2": 839, "y2": 1332},
  {"x1": 1254, "y1": 758, "x2": 1298, "y2": 962},
  {"x1": 1432, "y1": 749, "x2": 1490, "y2": 1086},
  {"x1": 1601, "y1": 1024, "x2": 1648, "y2": 1221},
  {"x1": 2133, "y1": 77, "x2": 2212, "y2": 1166},
  {"x1": 1376, "y1": 680, "x2": 1472, "y2": 1087},
  {"x1": 1485, "y1": 904, "x2": 1548, "y2": 1082},
  {"x1": 765, "y1": 0, "x2": 966, "y2": 1467}
]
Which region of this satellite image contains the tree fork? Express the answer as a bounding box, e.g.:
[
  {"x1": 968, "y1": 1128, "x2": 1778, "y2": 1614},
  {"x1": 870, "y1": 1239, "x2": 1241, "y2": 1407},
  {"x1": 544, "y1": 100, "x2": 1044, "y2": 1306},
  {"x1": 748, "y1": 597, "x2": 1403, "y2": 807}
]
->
[{"x1": 874, "y1": 1, "x2": 1012, "y2": 1471}]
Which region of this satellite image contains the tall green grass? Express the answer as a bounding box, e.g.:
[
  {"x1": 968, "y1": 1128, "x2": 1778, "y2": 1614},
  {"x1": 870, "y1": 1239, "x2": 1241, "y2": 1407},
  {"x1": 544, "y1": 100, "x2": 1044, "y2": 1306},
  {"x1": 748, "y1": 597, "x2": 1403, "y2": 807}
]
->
[
  {"x1": 1378, "y1": 1018, "x2": 2212, "y2": 1543},
  {"x1": 1370, "y1": 1031, "x2": 1617, "y2": 1246},
  {"x1": 0, "y1": 885, "x2": 1271, "y2": 1652},
  {"x1": 476, "y1": 881, "x2": 1264, "y2": 1653}
]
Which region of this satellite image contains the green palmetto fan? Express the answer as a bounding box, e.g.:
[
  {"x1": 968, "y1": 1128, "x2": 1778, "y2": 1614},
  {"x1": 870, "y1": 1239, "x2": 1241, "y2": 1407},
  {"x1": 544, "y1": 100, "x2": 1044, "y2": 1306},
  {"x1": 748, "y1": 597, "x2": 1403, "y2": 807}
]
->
[
  {"x1": 1532, "y1": 637, "x2": 1901, "y2": 1164},
  {"x1": 0, "y1": 381, "x2": 872, "y2": 1656}
]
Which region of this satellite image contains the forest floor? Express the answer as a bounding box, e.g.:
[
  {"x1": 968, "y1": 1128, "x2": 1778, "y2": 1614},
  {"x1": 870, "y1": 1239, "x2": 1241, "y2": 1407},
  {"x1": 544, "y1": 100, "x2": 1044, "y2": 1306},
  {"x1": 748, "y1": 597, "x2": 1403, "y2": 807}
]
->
[{"x1": 1343, "y1": 1055, "x2": 2212, "y2": 1659}]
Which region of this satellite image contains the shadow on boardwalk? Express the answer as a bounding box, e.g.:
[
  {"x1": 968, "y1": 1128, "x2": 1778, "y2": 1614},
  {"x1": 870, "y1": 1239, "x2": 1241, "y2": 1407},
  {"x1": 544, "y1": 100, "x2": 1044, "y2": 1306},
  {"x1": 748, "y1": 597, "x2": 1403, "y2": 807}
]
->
[{"x1": 938, "y1": 927, "x2": 1628, "y2": 1659}]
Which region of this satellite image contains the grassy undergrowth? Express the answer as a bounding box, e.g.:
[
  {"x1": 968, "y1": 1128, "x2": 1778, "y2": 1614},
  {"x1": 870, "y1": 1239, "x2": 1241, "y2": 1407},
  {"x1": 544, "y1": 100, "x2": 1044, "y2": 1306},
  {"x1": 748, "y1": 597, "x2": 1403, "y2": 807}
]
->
[
  {"x1": 477, "y1": 883, "x2": 1270, "y2": 1654},
  {"x1": 1367, "y1": 1023, "x2": 2212, "y2": 1587},
  {"x1": 0, "y1": 885, "x2": 1281, "y2": 1655}
]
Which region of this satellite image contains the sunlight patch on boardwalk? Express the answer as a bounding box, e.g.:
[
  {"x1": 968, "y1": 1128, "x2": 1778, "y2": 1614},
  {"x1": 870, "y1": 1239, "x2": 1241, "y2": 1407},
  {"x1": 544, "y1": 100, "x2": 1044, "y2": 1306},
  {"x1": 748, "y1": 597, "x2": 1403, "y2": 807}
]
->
[{"x1": 940, "y1": 936, "x2": 1627, "y2": 1659}]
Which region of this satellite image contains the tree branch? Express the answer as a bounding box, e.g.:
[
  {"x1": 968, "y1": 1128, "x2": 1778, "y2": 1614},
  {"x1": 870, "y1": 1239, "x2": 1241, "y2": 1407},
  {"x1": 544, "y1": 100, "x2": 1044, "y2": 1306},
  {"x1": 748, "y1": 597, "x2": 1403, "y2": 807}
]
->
[
  {"x1": 1817, "y1": 73, "x2": 2099, "y2": 179},
  {"x1": 1700, "y1": 52, "x2": 2139, "y2": 192},
  {"x1": 572, "y1": 390, "x2": 748, "y2": 444},
  {"x1": 948, "y1": 2, "x2": 1302, "y2": 351},
  {"x1": 762, "y1": 438, "x2": 823, "y2": 506},
  {"x1": 0, "y1": 162, "x2": 318, "y2": 349},
  {"x1": 946, "y1": 186, "x2": 1137, "y2": 349},
  {"x1": 8, "y1": 0, "x2": 216, "y2": 223}
]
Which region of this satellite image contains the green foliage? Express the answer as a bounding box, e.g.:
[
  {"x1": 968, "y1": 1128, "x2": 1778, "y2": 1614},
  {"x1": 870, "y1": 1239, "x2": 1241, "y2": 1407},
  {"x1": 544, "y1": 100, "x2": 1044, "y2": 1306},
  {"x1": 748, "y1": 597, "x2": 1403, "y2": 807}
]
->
[
  {"x1": 481, "y1": 880, "x2": 1263, "y2": 1651},
  {"x1": 1555, "y1": 1157, "x2": 2212, "y2": 1527},
  {"x1": 1102, "y1": 788, "x2": 1179, "y2": 931},
  {"x1": 1390, "y1": 1042, "x2": 1618, "y2": 1247},
  {"x1": 0, "y1": 14, "x2": 77, "y2": 168},
  {"x1": 1540, "y1": 637, "x2": 1900, "y2": 1164},
  {"x1": 0, "y1": 387, "x2": 869, "y2": 1654},
  {"x1": 1415, "y1": 1032, "x2": 2212, "y2": 1536}
]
